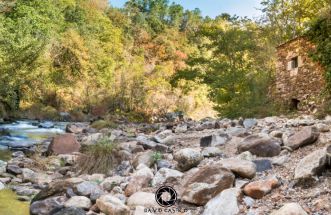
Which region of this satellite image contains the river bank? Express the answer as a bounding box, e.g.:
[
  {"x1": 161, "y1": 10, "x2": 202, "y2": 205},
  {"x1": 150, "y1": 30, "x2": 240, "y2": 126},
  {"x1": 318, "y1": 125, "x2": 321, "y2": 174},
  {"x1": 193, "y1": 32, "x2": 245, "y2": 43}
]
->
[{"x1": 0, "y1": 115, "x2": 330, "y2": 215}]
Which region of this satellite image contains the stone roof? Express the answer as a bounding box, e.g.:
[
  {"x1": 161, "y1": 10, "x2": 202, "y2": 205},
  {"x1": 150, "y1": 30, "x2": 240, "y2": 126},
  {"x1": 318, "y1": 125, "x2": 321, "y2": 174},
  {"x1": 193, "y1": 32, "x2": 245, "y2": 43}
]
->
[{"x1": 276, "y1": 36, "x2": 306, "y2": 49}]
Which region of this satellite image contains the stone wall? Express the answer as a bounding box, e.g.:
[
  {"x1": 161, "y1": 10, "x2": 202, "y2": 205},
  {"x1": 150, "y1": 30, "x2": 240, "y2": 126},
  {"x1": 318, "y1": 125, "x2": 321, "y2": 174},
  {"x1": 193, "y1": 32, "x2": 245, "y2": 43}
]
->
[{"x1": 275, "y1": 37, "x2": 325, "y2": 112}]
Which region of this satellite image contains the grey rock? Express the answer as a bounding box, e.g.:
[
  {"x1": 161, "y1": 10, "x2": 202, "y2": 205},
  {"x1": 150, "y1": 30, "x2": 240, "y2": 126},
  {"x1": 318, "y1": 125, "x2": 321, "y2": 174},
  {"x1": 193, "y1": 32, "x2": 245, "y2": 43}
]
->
[
  {"x1": 218, "y1": 158, "x2": 256, "y2": 179},
  {"x1": 200, "y1": 133, "x2": 230, "y2": 147},
  {"x1": 243, "y1": 119, "x2": 257, "y2": 129},
  {"x1": 238, "y1": 134, "x2": 281, "y2": 157},
  {"x1": 315, "y1": 123, "x2": 329, "y2": 132},
  {"x1": 173, "y1": 148, "x2": 203, "y2": 171},
  {"x1": 294, "y1": 147, "x2": 329, "y2": 181},
  {"x1": 12, "y1": 151, "x2": 25, "y2": 157},
  {"x1": 6, "y1": 164, "x2": 22, "y2": 175},
  {"x1": 76, "y1": 181, "x2": 99, "y2": 197},
  {"x1": 90, "y1": 188, "x2": 105, "y2": 202},
  {"x1": 52, "y1": 207, "x2": 86, "y2": 215},
  {"x1": 272, "y1": 155, "x2": 289, "y2": 166},
  {"x1": 96, "y1": 194, "x2": 130, "y2": 215},
  {"x1": 154, "y1": 143, "x2": 169, "y2": 153},
  {"x1": 0, "y1": 181, "x2": 4, "y2": 190},
  {"x1": 0, "y1": 160, "x2": 7, "y2": 174},
  {"x1": 285, "y1": 127, "x2": 319, "y2": 150},
  {"x1": 270, "y1": 203, "x2": 308, "y2": 215},
  {"x1": 127, "y1": 192, "x2": 157, "y2": 207},
  {"x1": 14, "y1": 186, "x2": 40, "y2": 196},
  {"x1": 64, "y1": 196, "x2": 92, "y2": 209},
  {"x1": 182, "y1": 165, "x2": 235, "y2": 205},
  {"x1": 136, "y1": 135, "x2": 157, "y2": 150},
  {"x1": 174, "y1": 124, "x2": 188, "y2": 133},
  {"x1": 227, "y1": 127, "x2": 248, "y2": 137},
  {"x1": 156, "y1": 159, "x2": 172, "y2": 169},
  {"x1": 114, "y1": 161, "x2": 132, "y2": 176},
  {"x1": 253, "y1": 159, "x2": 272, "y2": 172},
  {"x1": 243, "y1": 196, "x2": 255, "y2": 208},
  {"x1": 201, "y1": 147, "x2": 223, "y2": 157},
  {"x1": 152, "y1": 168, "x2": 183, "y2": 186},
  {"x1": 203, "y1": 188, "x2": 242, "y2": 215},
  {"x1": 30, "y1": 196, "x2": 67, "y2": 215},
  {"x1": 38, "y1": 121, "x2": 55, "y2": 128},
  {"x1": 132, "y1": 151, "x2": 154, "y2": 168}
]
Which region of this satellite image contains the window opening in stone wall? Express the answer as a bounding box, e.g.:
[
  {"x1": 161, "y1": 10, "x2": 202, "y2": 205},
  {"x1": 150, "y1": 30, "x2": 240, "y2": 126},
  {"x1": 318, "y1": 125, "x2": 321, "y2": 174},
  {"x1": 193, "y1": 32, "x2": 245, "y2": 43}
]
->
[
  {"x1": 290, "y1": 98, "x2": 300, "y2": 110},
  {"x1": 291, "y1": 56, "x2": 298, "y2": 69}
]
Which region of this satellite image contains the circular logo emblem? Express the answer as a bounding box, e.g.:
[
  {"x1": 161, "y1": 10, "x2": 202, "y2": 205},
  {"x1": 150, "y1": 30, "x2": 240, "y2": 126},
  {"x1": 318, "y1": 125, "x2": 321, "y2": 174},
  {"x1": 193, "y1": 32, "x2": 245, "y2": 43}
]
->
[{"x1": 155, "y1": 186, "x2": 177, "y2": 207}]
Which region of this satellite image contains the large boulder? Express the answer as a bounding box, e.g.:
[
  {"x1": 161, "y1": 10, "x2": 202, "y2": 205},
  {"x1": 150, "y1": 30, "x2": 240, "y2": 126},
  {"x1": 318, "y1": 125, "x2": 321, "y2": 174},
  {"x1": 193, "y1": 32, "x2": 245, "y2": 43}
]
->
[
  {"x1": 237, "y1": 134, "x2": 281, "y2": 157},
  {"x1": 65, "y1": 123, "x2": 87, "y2": 134},
  {"x1": 52, "y1": 207, "x2": 86, "y2": 215},
  {"x1": 32, "y1": 181, "x2": 73, "y2": 203},
  {"x1": 294, "y1": 146, "x2": 330, "y2": 181},
  {"x1": 30, "y1": 196, "x2": 67, "y2": 215},
  {"x1": 270, "y1": 203, "x2": 308, "y2": 215},
  {"x1": 173, "y1": 148, "x2": 203, "y2": 171},
  {"x1": 64, "y1": 196, "x2": 91, "y2": 209},
  {"x1": 96, "y1": 195, "x2": 130, "y2": 215},
  {"x1": 203, "y1": 188, "x2": 242, "y2": 215},
  {"x1": 100, "y1": 176, "x2": 124, "y2": 192},
  {"x1": 285, "y1": 127, "x2": 319, "y2": 150},
  {"x1": 21, "y1": 168, "x2": 52, "y2": 184},
  {"x1": 182, "y1": 165, "x2": 235, "y2": 205},
  {"x1": 152, "y1": 168, "x2": 184, "y2": 186},
  {"x1": 75, "y1": 181, "x2": 100, "y2": 197},
  {"x1": 218, "y1": 158, "x2": 256, "y2": 179},
  {"x1": 124, "y1": 165, "x2": 153, "y2": 196},
  {"x1": 47, "y1": 134, "x2": 80, "y2": 155},
  {"x1": 127, "y1": 192, "x2": 157, "y2": 208},
  {"x1": 132, "y1": 151, "x2": 154, "y2": 168}
]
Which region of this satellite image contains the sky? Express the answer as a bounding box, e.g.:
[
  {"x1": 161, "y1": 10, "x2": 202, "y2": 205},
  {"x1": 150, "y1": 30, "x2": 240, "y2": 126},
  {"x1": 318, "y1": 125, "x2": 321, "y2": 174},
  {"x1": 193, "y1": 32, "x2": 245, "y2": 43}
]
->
[{"x1": 109, "y1": 0, "x2": 262, "y2": 18}]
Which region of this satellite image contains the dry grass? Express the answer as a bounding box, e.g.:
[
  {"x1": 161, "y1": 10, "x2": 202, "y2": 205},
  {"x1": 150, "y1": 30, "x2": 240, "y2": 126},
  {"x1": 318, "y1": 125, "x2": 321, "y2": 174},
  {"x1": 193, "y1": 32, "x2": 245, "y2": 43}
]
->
[{"x1": 75, "y1": 137, "x2": 120, "y2": 175}]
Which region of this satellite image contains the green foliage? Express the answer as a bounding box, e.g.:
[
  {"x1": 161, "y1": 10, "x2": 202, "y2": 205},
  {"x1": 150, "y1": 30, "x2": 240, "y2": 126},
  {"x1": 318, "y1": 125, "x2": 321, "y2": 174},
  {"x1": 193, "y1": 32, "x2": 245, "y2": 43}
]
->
[
  {"x1": 152, "y1": 151, "x2": 162, "y2": 162},
  {"x1": 260, "y1": 0, "x2": 329, "y2": 45},
  {"x1": 1, "y1": 0, "x2": 329, "y2": 120},
  {"x1": 172, "y1": 16, "x2": 277, "y2": 118},
  {"x1": 307, "y1": 7, "x2": 331, "y2": 89},
  {"x1": 77, "y1": 137, "x2": 120, "y2": 174},
  {"x1": 91, "y1": 119, "x2": 118, "y2": 130}
]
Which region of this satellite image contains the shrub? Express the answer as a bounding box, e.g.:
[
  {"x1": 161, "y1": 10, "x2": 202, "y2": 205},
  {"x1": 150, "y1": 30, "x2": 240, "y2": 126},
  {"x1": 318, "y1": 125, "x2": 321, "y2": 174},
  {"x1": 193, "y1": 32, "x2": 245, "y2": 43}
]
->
[
  {"x1": 90, "y1": 120, "x2": 118, "y2": 130},
  {"x1": 76, "y1": 137, "x2": 120, "y2": 174},
  {"x1": 152, "y1": 151, "x2": 162, "y2": 163}
]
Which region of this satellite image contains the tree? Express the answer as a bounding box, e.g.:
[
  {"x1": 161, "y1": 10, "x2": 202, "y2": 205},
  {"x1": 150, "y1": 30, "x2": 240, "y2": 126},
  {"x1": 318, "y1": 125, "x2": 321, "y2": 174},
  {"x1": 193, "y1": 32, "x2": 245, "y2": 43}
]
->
[
  {"x1": 172, "y1": 17, "x2": 275, "y2": 117},
  {"x1": 307, "y1": 6, "x2": 331, "y2": 89},
  {"x1": 260, "y1": 0, "x2": 329, "y2": 44}
]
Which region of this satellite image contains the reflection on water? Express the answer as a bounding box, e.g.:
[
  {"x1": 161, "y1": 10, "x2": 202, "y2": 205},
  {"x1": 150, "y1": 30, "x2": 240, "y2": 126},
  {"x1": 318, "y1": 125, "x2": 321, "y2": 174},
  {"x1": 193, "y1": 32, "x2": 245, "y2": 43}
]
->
[{"x1": 0, "y1": 189, "x2": 29, "y2": 215}]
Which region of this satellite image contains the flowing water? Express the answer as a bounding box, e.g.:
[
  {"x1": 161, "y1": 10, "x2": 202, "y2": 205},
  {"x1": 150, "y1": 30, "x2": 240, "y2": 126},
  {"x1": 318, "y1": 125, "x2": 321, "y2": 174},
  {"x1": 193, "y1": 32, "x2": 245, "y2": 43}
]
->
[
  {"x1": 0, "y1": 121, "x2": 66, "y2": 158},
  {"x1": 0, "y1": 120, "x2": 67, "y2": 214}
]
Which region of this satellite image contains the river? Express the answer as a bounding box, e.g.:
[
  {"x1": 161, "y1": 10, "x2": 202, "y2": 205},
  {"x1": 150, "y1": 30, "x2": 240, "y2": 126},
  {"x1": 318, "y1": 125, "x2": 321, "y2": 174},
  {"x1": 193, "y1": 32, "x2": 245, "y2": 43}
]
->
[{"x1": 0, "y1": 120, "x2": 67, "y2": 215}]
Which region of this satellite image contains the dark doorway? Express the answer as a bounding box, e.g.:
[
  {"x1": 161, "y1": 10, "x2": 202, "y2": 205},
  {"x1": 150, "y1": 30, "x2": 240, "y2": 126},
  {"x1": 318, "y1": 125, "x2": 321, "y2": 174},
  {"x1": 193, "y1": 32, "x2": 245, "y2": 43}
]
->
[{"x1": 290, "y1": 98, "x2": 300, "y2": 110}]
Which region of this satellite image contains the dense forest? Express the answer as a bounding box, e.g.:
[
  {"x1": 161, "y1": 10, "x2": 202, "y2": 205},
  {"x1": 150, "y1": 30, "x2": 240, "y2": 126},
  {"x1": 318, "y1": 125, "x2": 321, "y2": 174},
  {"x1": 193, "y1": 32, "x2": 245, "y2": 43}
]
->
[{"x1": 0, "y1": 0, "x2": 330, "y2": 121}]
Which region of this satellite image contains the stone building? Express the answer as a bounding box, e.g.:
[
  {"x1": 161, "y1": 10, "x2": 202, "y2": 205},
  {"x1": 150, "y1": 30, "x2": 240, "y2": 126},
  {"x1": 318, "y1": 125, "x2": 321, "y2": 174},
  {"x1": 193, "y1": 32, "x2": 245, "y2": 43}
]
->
[{"x1": 275, "y1": 36, "x2": 325, "y2": 112}]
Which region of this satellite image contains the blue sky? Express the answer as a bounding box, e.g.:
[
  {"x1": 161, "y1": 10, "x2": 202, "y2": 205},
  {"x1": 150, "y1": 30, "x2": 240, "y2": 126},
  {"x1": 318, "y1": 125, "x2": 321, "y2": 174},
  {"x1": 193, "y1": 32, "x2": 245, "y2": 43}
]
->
[{"x1": 109, "y1": 0, "x2": 262, "y2": 18}]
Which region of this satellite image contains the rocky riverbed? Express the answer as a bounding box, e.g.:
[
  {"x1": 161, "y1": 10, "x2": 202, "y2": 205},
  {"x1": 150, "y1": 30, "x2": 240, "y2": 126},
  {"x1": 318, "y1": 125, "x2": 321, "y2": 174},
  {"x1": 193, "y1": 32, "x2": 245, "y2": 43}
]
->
[{"x1": 0, "y1": 115, "x2": 330, "y2": 215}]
